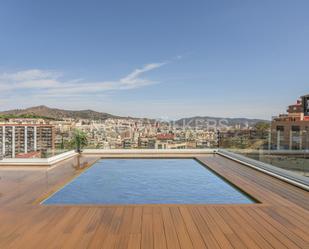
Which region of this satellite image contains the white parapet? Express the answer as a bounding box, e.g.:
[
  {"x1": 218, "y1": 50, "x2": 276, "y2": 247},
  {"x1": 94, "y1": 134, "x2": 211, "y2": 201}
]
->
[
  {"x1": 82, "y1": 148, "x2": 218, "y2": 157},
  {"x1": 0, "y1": 150, "x2": 78, "y2": 167},
  {"x1": 0, "y1": 149, "x2": 218, "y2": 166}
]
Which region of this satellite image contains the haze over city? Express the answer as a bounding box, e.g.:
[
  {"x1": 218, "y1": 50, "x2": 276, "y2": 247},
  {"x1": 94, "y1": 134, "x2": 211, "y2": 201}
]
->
[{"x1": 0, "y1": 0, "x2": 308, "y2": 119}]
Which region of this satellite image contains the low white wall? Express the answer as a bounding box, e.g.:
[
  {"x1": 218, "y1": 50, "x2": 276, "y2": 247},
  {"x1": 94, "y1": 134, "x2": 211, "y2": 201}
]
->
[
  {"x1": 0, "y1": 149, "x2": 217, "y2": 166},
  {"x1": 82, "y1": 149, "x2": 218, "y2": 156},
  {"x1": 0, "y1": 150, "x2": 78, "y2": 166}
]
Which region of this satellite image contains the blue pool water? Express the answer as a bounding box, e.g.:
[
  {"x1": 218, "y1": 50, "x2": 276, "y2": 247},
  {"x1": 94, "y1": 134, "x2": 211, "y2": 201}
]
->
[{"x1": 43, "y1": 159, "x2": 255, "y2": 205}]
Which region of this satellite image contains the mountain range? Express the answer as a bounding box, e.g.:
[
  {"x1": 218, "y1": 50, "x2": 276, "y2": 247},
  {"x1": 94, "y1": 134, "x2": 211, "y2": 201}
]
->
[
  {"x1": 0, "y1": 105, "x2": 119, "y2": 120},
  {"x1": 0, "y1": 105, "x2": 269, "y2": 126}
]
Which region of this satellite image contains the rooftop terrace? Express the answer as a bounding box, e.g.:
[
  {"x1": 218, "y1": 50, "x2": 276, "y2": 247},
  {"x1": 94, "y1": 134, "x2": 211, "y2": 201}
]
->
[{"x1": 0, "y1": 150, "x2": 308, "y2": 248}]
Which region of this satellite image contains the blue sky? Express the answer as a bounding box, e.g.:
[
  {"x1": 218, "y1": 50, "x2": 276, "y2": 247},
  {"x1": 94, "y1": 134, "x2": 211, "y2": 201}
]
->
[{"x1": 0, "y1": 0, "x2": 308, "y2": 119}]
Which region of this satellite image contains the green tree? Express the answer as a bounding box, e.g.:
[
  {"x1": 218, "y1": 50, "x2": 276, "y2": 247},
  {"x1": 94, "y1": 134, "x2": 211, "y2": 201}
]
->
[
  {"x1": 72, "y1": 129, "x2": 88, "y2": 153},
  {"x1": 254, "y1": 122, "x2": 270, "y2": 138}
]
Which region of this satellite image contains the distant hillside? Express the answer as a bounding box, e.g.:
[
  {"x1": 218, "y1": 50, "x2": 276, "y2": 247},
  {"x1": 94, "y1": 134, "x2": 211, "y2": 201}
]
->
[
  {"x1": 175, "y1": 116, "x2": 269, "y2": 128},
  {"x1": 0, "y1": 106, "x2": 269, "y2": 126},
  {"x1": 0, "y1": 105, "x2": 120, "y2": 121},
  {"x1": 0, "y1": 113, "x2": 56, "y2": 120}
]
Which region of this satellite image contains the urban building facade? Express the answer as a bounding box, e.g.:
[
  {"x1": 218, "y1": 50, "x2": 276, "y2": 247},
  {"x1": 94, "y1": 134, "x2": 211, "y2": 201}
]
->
[
  {"x1": 0, "y1": 124, "x2": 55, "y2": 158},
  {"x1": 272, "y1": 94, "x2": 309, "y2": 150}
]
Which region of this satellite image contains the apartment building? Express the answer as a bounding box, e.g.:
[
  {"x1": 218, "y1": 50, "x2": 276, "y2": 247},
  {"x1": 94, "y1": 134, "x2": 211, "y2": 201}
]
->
[
  {"x1": 138, "y1": 137, "x2": 156, "y2": 149},
  {"x1": 271, "y1": 94, "x2": 309, "y2": 150},
  {"x1": 0, "y1": 124, "x2": 55, "y2": 158}
]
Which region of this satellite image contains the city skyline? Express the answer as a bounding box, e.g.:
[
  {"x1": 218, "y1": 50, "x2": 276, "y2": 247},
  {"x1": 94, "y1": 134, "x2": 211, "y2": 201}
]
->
[
  {"x1": 1, "y1": 0, "x2": 309, "y2": 119},
  {"x1": 1, "y1": 94, "x2": 308, "y2": 158}
]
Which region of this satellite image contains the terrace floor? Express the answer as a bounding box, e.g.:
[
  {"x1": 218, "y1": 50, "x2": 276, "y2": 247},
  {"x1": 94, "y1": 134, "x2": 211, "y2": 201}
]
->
[{"x1": 0, "y1": 154, "x2": 308, "y2": 249}]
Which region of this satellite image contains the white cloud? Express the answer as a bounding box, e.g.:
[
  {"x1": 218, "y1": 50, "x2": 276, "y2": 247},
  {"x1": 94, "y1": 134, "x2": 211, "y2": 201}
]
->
[
  {"x1": 0, "y1": 62, "x2": 166, "y2": 97},
  {"x1": 0, "y1": 69, "x2": 61, "y2": 82},
  {"x1": 120, "y1": 62, "x2": 166, "y2": 86}
]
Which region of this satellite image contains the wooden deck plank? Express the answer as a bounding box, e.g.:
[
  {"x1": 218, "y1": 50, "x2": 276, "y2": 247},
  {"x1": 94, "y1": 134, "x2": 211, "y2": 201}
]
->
[
  {"x1": 170, "y1": 207, "x2": 194, "y2": 249},
  {"x1": 262, "y1": 207, "x2": 309, "y2": 242},
  {"x1": 274, "y1": 206, "x2": 309, "y2": 231},
  {"x1": 178, "y1": 207, "x2": 208, "y2": 249},
  {"x1": 236, "y1": 207, "x2": 289, "y2": 249},
  {"x1": 80, "y1": 208, "x2": 115, "y2": 248},
  {"x1": 228, "y1": 207, "x2": 274, "y2": 249},
  {"x1": 206, "y1": 206, "x2": 248, "y2": 249},
  {"x1": 127, "y1": 207, "x2": 143, "y2": 249},
  {"x1": 197, "y1": 207, "x2": 234, "y2": 249},
  {"x1": 153, "y1": 207, "x2": 168, "y2": 249},
  {"x1": 141, "y1": 207, "x2": 154, "y2": 249},
  {"x1": 161, "y1": 207, "x2": 181, "y2": 249},
  {"x1": 99, "y1": 207, "x2": 125, "y2": 249},
  {"x1": 216, "y1": 207, "x2": 262, "y2": 249},
  {"x1": 248, "y1": 208, "x2": 302, "y2": 249},
  {"x1": 114, "y1": 207, "x2": 134, "y2": 249},
  {"x1": 189, "y1": 207, "x2": 221, "y2": 249},
  {"x1": 254, "y1": 208, "x2": 307, "y2": 248}
]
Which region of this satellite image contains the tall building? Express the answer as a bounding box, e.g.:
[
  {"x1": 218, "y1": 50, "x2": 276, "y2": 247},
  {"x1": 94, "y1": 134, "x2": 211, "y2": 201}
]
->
[
  {"x1": 271, "y1": 94, "x2": 309, "y2": 150},
  {"x1": 0, "y1": 124, "x2": 55, "y2": 158}
]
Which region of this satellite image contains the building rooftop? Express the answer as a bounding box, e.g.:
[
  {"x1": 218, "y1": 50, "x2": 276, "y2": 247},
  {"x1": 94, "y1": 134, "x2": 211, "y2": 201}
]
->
[
  {"x1": 156, "y1": 134, "x2": 175, "y2": 140},
  {"x1": 0, "y1": 152, "x2": 308, "y2": 248}
]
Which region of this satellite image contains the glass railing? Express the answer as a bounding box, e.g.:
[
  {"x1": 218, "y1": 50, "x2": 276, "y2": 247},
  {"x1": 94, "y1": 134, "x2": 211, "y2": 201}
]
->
[
  {"x1": 40, "y1": 149, "x2": 72, "y2": 158},
  {"x1": 224, "y1": 148, "x2": 309, "y2": 177},
  {"x1": 219, "y1": 130, "x2": 309, "y2": 177}
]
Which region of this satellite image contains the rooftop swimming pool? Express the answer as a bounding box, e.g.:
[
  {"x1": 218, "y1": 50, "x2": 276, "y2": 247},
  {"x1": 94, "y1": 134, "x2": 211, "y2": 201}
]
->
[{"x1": 43, "y1": 159, "x2": 256, "y2": 205}]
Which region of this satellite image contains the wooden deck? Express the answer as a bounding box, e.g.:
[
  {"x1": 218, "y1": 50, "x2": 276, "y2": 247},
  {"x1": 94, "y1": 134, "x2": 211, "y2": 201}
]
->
[{"x1": 0, "y1": 154, "x2": 308, "y2": 249}]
